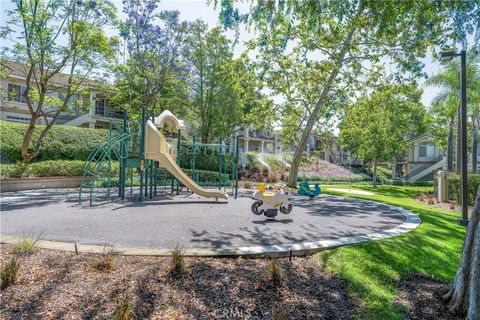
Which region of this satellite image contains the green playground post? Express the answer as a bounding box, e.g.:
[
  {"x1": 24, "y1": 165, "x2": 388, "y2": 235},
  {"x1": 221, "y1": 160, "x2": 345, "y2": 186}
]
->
[
  {"x1": 235, "y1": 135, "x2": 239, "y2": 199},
  {"x1": 107, "y1": 119, "x2": 112, "y2": 198},
  {"x1": 192, "y1": 135, "x2": 196, "y2": 183},
  {"x1": 139, "y1": 106, "x2": 145, "y2": 202},
  {"x1": 120, "y1": 110, "x2": 128, "y2": 200},
  {"x1": 149, "y1": 113, "x2": 155, "y2": 199},
  {"x1": 176, "y1": 129, "x2": 181, "y2": 195},
  {"x1": 218, "y1": 137, "x2": 222, "y2": 190}
]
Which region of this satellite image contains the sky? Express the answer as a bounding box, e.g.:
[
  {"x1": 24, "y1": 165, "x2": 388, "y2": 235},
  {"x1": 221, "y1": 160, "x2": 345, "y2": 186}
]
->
[{"x1": 0, "y1": 0, "x2": 464, "y2": 108}]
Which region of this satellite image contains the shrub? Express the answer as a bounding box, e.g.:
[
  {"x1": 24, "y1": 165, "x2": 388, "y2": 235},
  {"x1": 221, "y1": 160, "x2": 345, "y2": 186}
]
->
[
  {"x1": 447, "y1": 173, "x2": 480, "y2": 205},
  {"x1": 0, "y1": 121, "x2": 110, "y2": 163},
  {"x1": 243, "y1": 180, "x2": 252, "y2": 189},
  {"x1": 298, "y1": 159, "x2": 367, "y2": 182},
  {"x1": 93, "y1": 247, "x2": 116, "y2": 272},
  {"x1": 267, "y1": 259, "x2": 283, "y2": 286},
  {"x1": 169, "y1": 245, "x2": 187, "y2": 278},
  {"x1": 112, "y1": 282, "x2": 134, "y2": 320},
  {"x1": 1, "y1": 257, "x2": 20, "y2": 290},
  {"x1": 271, "y1": 306, "x2": 289, "y2": 320},
  {"x1": 179, "y1": 145, "x2": 235, "y2": 172},
  {"x1": 13, "y1": 235, "x2": 40, "y2": 256}
]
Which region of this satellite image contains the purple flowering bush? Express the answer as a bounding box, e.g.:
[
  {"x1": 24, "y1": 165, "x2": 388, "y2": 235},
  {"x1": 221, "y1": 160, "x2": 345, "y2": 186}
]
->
[{"x1": 298, "y1": 159, "x2": 366, "y2": 182}]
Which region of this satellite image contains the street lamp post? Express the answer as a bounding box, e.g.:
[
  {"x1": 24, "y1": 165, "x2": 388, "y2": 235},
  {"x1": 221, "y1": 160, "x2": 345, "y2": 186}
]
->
[{"x1": 441, "y1": 50, "x2": 469, "y2": 226}]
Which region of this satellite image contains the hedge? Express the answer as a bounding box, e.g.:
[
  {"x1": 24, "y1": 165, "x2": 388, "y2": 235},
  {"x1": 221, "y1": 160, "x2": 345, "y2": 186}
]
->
[
  {"x1": 178, "y1": 147, "x2": 235, "y2": 172},
  {"x1": 0, "y1": 160, "x2": 119, "y2": 179},
  {"x1": 0, "y1": 121, "x2": 110, "y2": 163},
  {"x1": 447, "y1": 173, "x2": 480, "y2": 205},
  {"x1": 0, "y1": 160, "x2": 230, "y2": 186}
]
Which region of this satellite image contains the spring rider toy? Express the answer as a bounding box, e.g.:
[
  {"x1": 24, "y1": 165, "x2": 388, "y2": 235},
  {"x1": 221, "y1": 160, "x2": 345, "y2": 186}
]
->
[
  {"x1": 298, "y1": 181, "x2": 321, "y2": 198},
  {"x1": 251, "y1": 183, "x2": 292, "y2": 218}
]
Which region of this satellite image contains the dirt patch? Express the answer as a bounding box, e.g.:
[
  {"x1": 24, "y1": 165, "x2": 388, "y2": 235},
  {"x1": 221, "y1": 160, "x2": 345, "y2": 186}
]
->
[
  {"x1": 395, "y1": 274, "x2": 464, "y2": 320},
  {"x1": 0, "y1": 244, "x2": 357, "y2": 319}
]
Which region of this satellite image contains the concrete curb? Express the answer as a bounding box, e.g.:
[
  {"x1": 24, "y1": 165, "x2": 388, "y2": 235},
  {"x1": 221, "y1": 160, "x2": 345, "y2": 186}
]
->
[{"x1": 0, "y1": 200, "x2": 421, "y2": 257}]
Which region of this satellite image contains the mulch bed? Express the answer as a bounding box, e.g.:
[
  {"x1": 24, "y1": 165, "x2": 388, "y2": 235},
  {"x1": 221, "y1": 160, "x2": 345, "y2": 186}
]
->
[
  {"x1": 0, "y1": 244, "x2": 356, "y2": 319},
  {"x1": 395, "y1": 274, "x2": 465, "y2": 320}
]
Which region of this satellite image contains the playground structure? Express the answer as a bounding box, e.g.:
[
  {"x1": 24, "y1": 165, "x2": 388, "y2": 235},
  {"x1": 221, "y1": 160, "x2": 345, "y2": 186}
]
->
[
  {"x1": 251, "y1": 183, "x2": 292, "y2": 218},
  {"x1": 79, "y1": 108, "x2": 238, "y2": 205},
  {"x1": 298, "y1": 181, "x2": 321, "y2": 198}
]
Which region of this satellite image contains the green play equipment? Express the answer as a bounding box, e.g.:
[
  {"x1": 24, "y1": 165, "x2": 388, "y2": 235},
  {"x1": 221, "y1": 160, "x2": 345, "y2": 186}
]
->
[
  {"x1": 298, "y1": 181, "x2": 321, "y2": 198},
  {"x1": 78, "y1": 107, "x2": 239, "y2": 206}
]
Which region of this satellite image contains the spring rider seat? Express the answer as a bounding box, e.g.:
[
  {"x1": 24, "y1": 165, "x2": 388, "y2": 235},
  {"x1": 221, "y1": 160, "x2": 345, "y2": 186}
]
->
[
  {"x1": 251, "y1": 183, "x2": 292, "y2": 218},
  {"x1": 298, "y1": 181, "x2": 321, "y2": 198}
]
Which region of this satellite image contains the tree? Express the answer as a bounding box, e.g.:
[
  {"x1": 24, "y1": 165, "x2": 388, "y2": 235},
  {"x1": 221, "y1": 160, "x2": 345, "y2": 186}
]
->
[
  {"x1": 115, "y1": 1, "x2": 190, "y2": 116},
  {"x1": 1, "y1": 0, "x2": 118, "y2": 163},
  {"x1": 217, "y1": 0, "x2": 480, "y2": 187},
  {"x1": 445, "y1": 186, "x2": 480, "y2": 319},
  {"x1": 186, "y1": 21, "x2": 250, "y2": 143},
  {"x1": 426, "y1": 54, "x2": 480, "y2": 172},
  {"x1": 339, "y1": 82, "x2": 427, "y2": 187}
]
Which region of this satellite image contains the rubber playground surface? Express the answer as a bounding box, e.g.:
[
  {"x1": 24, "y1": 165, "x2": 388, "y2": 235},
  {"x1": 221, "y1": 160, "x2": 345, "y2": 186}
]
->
[{"x1": 0, "y1": 189, "x2": 420, "y2": 256}]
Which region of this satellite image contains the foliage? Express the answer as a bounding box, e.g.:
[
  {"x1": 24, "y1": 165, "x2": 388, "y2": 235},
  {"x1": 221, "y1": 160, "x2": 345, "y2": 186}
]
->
[
  {"x1": 299, "y1": 159, "x2": 367, "y2": 183},
  {"x1": 217, "y1": 0, "x2": 480, "y2": 187},
  {"x1": 93, "y1": 246, "x2": 116, "y2": 272},
  {"x1": 339, "y1": 82, "x2": 427, "y2": 185},
  {"x1": 447, "y1": 173, "x2": 480, "y2": 205},
  {"x1": 185, "y1": 22, "x2": 262, "y2": 142},
  {"x1": 267, "y1": 259, "x2": 284, "y2": 287},
  {"x1": 0, "y1": 121, "x2": 110, "y2": 163},
  {"x1": 112, "y1": 282, "x2": 134, "y2": 320},
  {"x1": 271, "y1": 305, "x2": 289, "y2": 320},
  {"x1": 114, "y1": 3, "x2": 190, "y2": 116},
  {"x1": 169, "y1": 245, "x2": 187, "y2": 279},
  {"x1": 0, "y1": 257, "x2": 20, "y2": 290},
  {"x1": 2, "y1": 161, "x2": 84, "y2": 178},
  {"x1": 1, "y1": 0, "x2": 119, "y2": 163},
  {"x1": 321, "y1": 185, "x2": 465, "y2": 319},
  {"x1": 12, "y1": 235, "x2": 40, "y2": 256},
  {"x1": 179, "y1": 145, "x2": 235, "y2": 172},
  {"x1": 427, "y1": 53, "x2": 480, "y2": 171}
]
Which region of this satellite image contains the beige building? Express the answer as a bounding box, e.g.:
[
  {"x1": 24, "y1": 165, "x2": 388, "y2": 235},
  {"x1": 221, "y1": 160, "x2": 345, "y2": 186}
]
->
[
  {"x1": 0, "y1": 60, "x2": 122, "y2": 129},
  {"x1": 392, "y1": 135, "x2": 445, "y2": 181},
  {"x1": 238, "y1": 126, "x2": 281, "y2": 154}
]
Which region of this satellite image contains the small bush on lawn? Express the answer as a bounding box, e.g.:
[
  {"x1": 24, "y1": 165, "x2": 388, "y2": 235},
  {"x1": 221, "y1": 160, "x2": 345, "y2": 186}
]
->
[
  {"x1": 13, "y1": 235, "x2": 40, "y2": 256},
  {"x1": 169, "y1": 245, "x2": 187, "y2": 279},
  {"x1": 267, "y1": 259, "x2": 284, "y2": 286},
  {"x1": 94, "y1": 247, "x2": 116, "y2": 272},
  {"x1": 447, "y1": 173, "x2": 480, "y2": 205},
  {"x1": 1, "y1": 257, "x2": 20, "y2": 290}
]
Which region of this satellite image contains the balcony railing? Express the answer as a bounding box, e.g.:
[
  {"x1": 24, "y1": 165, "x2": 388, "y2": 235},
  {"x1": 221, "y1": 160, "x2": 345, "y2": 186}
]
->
[{"x1": 94, "y1": 106, "x2": 123, "y2": 119}]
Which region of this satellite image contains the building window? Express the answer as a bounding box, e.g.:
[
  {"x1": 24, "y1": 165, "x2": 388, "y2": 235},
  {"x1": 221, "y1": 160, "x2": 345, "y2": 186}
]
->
[
  {"x1": 418, "y1": 146, "x2": 427, "y2": 157},
  {"x1": 7, "y1": 83, "x2": 27, "y2": 103},
  {"x1": 418, "y1": 143, "x2": 434, "y2": 158},
  {"x1": 95, "y1": 99, "x2": 105, "y2": 116}
]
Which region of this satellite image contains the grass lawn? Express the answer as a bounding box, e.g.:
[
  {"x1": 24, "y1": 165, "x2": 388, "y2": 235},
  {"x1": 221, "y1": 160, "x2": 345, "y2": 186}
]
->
[{"x1": 319, "y1": 185, "x2": 466, "y2": 320}]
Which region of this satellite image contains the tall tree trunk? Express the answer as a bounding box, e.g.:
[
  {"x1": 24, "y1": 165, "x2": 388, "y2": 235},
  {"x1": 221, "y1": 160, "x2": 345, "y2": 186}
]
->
[
  {"x1": 472, "y1": 113, "x2": 478, "y2": 174},
  {"x1": 372, "y1": 160, "x2": 377, "y2": 188},
  {"x1": 467, "y1": 226, "x2": 480, "y2": 320},
  {"x1": 448, "y1": 116, "x2": 455, "y2": 171},
  {"x1": 445, "y1": 186, "x2": 480, "y2": 317},
  {"x1": 286, "y1": 19, "x2": 361, "y2": 187}
]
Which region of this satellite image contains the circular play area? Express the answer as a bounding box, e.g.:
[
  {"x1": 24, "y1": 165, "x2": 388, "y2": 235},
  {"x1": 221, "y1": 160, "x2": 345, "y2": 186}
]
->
[{"x1": 0, "y1": 188, "x2": 421, "y2": 256}]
